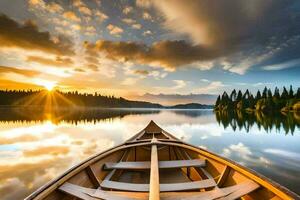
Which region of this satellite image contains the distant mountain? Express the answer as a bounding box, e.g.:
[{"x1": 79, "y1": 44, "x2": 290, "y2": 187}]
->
[
  {"x1": 133, "y1": 93, "x2": 217, "y2": 106},
  {"x1": 166, "y1": 103, "x2": 213, "y2": 109}
]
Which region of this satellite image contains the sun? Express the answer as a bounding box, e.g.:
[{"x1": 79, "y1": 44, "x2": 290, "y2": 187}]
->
[{"x1": 39, "y1": 80, "x2": 57, "y2": 91}]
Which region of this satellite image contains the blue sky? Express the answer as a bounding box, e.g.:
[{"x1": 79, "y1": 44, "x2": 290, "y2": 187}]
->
[{"x1": 0, "y1": 0, "x2": 299, "y2": 102}]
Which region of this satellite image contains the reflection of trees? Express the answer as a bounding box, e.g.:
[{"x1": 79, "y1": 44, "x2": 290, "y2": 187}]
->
[
  {"x1": 215, "y1": 110, "x2": 300, "y2": 135},
  {"x1": 0, "y1": 108, "x2": 160, "y2": 124},
  {"x1": 173, "y1": 110, "x2": 213, "y2": 118}
]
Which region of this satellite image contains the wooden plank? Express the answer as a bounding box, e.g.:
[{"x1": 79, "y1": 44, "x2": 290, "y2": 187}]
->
[
  {"x1": 104, "y1": 161, "x2": 151, "y2": 170},
  {"x1": 59, "y1": 182, "x2": 98, "y2": 200},
  {"x1": 159, "y1": 180, "x2": 259, "y2": 200},
  {"x1": 160, "y1": 178, "x2": 216, "y2": 192},
  {"x1": 159, "y1": 159, "x2": 205, "y2": 169},
  {"x1": 59, "y1": 182, "x2": 148, "y2": 200},
  {"x1": 104, "y1": 159, "x2": 205, "y2": 170},
  {"x1": 100, "y1": 180, "x2": 149, "y2": 191},
  {"x1": 217, "y1": 165, "x2": 230, "y2": 187},
  {"x1": 149, "y1": 145, "x2": 160, "y2": 200},
  {"x1": 85, "y1": 166, "x2": 101, "y2": 187},
  {"x1": 218, "y1": 181, "x2": 260, "y2": 200},
  {"x1": 100, "y1": 178, "x2": 216, "y2": 192}
]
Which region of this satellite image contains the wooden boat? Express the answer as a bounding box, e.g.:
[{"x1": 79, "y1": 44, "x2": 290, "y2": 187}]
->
[{"x1": 26, "y1": 121, "x2": 299, "y2": 200}]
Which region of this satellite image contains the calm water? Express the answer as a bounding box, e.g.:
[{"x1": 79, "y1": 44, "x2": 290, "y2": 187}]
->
[{"x1": 0, "y1": 108, "x2": 299, "y2": 199}]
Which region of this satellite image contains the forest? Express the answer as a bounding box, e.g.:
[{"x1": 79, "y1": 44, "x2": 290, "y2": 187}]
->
[
  {"x1": 0, "y1": 90, "x2": 162, "y2": 108},
  {"x1": 215, "y1": 86, "x2": 300, "y2": 112}
]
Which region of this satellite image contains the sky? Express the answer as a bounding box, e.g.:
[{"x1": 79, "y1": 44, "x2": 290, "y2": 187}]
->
[{"x1": 0, "y1": 0, "x2": 299, "y2": 104}]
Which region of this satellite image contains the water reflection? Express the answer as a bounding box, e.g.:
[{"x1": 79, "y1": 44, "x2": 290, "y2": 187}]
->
[
  {"x1": 0, "y1": 109, "x2": 299, "y2": 199},
  {"x1": 215, "y1": 110, "x2": 300, "y2": 134}
]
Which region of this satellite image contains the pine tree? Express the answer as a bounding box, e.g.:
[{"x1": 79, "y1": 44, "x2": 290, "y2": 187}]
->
[
  {"x1": 215, "y1": 95, "x2": 221, "y2": 106},
  {"x1": 262, "y1": 87, "x2": 268, "y2": 98},
  {"x1": 236, "y1": 90, "x2": 243, "y2": 101},
  {"x1": 255, "y1": 90, "x2": 262, "y2": 100},
  {"x1": 288, "y1": 85, "x2": 294, "y2": 98},
  {"x1": 274, "y1": 87, "x2": 280, "y2": 98},
  {"x1": 267, "y1": 89, "x2": 272, "y2": 99},
  {"x1": 296, "y1": 88, "x2": 300, "y2": 98},
  {"x1": 281, "y1": 87, "x2": 288, "y2": 99},
  {"x1": 230, "y1": 89, "x2": 237, "y2": 101}
]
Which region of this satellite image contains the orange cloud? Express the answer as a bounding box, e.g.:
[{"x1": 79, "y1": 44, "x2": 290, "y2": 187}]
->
[
  {"x1": 63, "y1": 11, "x2": 81, "y2": 22},
  {"x1": 0, "y1": 66, "x2": 40, "y2": 77},
  {"x1": 26, "y1": 56, "x2": 74, "y2": 67},
  {"x1": 23, "y1": 146, "x2": 70, "y2": 157}
]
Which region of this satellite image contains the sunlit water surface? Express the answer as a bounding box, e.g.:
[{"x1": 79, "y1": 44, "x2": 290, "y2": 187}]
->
[{"x1": 0, "y1": 109, "x2": 299, "y2": 199}]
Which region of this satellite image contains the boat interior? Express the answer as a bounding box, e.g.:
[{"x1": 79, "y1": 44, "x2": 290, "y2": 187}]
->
[{"x1": 27, "y1": 121, "x2": 298, "y2": 200}]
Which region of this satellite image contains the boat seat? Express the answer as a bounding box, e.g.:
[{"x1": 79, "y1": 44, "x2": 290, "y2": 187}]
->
[
  {"x1": 59, "y1": 182, "x2": 148, "y2": 200},
  {"x1": 100, "y1": 178, "x2": 216, "y2": 192},
  {"x1": 104, "y1": 159, "x2": 205, "y2": 170},
  {"x1": 59, "y1": 180, "x2": 259, "y2": 200}
]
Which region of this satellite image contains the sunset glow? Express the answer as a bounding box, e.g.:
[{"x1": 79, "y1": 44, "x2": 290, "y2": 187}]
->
[{"x1": 0, "y1": 0, "x2": 299, "y2": 104}]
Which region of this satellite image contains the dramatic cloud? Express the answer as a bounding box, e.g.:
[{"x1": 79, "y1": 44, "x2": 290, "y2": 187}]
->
[
  {"x1": 137, "y1": 0, "x2": 300, "y2": 74},
  {"x1": 86, "y1": 39, "x2": 224, "y2": 71},
  {"x1": 26, "y1": 56, "x2": 74, "y2": 67},
  {"x1": 0, "y1": 14, "x2": 74, "y2": 56},
  {"x1": 0, "y1": 66, "x2": 40, "y2": 78}
]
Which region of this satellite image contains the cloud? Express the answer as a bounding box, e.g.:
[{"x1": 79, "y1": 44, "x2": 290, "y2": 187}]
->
[
  {"x1": 122, "y1": 18, "x2": 136, "y2": 25},
  {"x1": 132, "y1": 23, "x2": 142, "y2": 30},
  {"x1": 63, "y1": 11, "x2": 81, "y2": 22},
  {"x1": 95, "y1": 10, "x2": 108, "y2": 22},
  {"x1": 0, "y1": 66, "x2": 40, "y2": 78},
  {"x1": 137, "y1": 0, "x2": 300, "y2": 74},
  {"x1": 195, "y1": 81, "x2": 226, "y2": 94},
  {"x1": 262, "y1": 58, "x2": 300, "y2": 71},
  {"x1": 78, "y1": 6, "x2": 92, "y2": 16},
  {"x1": 172, "y1": 80, "x2": 187, "y2": 89},
  {"x1": 106, "y1": 24, "x2": 124, "y2": 36},
  {"x1": 143, "y1": 30, "x2": 152, "y2": 36},
  {"x1": 134, "y1": 70, "x2": 149, "y2": 76},
  {"x1": 26, "y1": 56, "x2": 74, "y2": 67},
  {"x1": 0, "y1": 14, "x2": 74, "y2": 56},
  {"x1": 143, "y1": 12, "x2": 152, "y2": 20},
  {"x1": 123, "y1": 6, "x2": 133, "y2": 15},
  {"x1": 87, "y1": 40, "x2": 223, "y2": 71}
]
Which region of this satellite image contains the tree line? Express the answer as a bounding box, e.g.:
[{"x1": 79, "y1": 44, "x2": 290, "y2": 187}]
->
[
  {"x1": 0, "y1": 89, "x2": 162, "y2": 108},
  {"x1": 215, "y1": 86, "x2": 300, "y2": 112}
]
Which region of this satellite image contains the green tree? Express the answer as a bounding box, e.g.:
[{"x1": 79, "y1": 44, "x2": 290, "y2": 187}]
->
[
  {"x1": 255, "y1": 90, "x2": 262, "y2": 100},
  {"x1": 288, "y1": 85, "x2": 294, "y2": 98},
  {"x1": 281, "y1": 87, "x2": 289, "y2": 99},
  {"x1": 236, "y1": 90, "x2": 243, "y2": 101},
  {"x1": 230, "y1": 89, "x2": 237, "y2": 102},
  {"x1": 262, "y1": 87, "x2": 268, "y2": 99}
]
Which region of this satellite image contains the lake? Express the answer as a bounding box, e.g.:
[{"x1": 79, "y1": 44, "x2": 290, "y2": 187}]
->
[{"x1": 0, "y1": 108, "x2": 299, "y2": 199}]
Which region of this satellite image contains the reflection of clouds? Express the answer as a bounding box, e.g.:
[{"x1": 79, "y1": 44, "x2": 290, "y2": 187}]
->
[
  {"x1": 23, "y1": 145, "x2": 70, "y2": 157},
  {"x1": 223, "y1": 142, "x2": 252, "y2": 157},
  {"x1": 222, "y1": 143, "x2": 271, "y2": 167},
  {"x1": 264, "y1": 149, "x2": 300, "y2": 161}
]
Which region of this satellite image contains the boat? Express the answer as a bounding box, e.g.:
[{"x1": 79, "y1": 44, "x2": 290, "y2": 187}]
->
[{"x1": 26, "y1": 120, "x2": 299, "y2": 200}]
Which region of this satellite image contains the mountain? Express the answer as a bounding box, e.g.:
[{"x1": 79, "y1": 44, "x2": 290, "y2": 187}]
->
[
  {"x1": 132, "y1": 93, "x2": 217, "y2": 106},
  {"x1": 167, "y1": 103, "x2": 213, "y2": 109}
]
